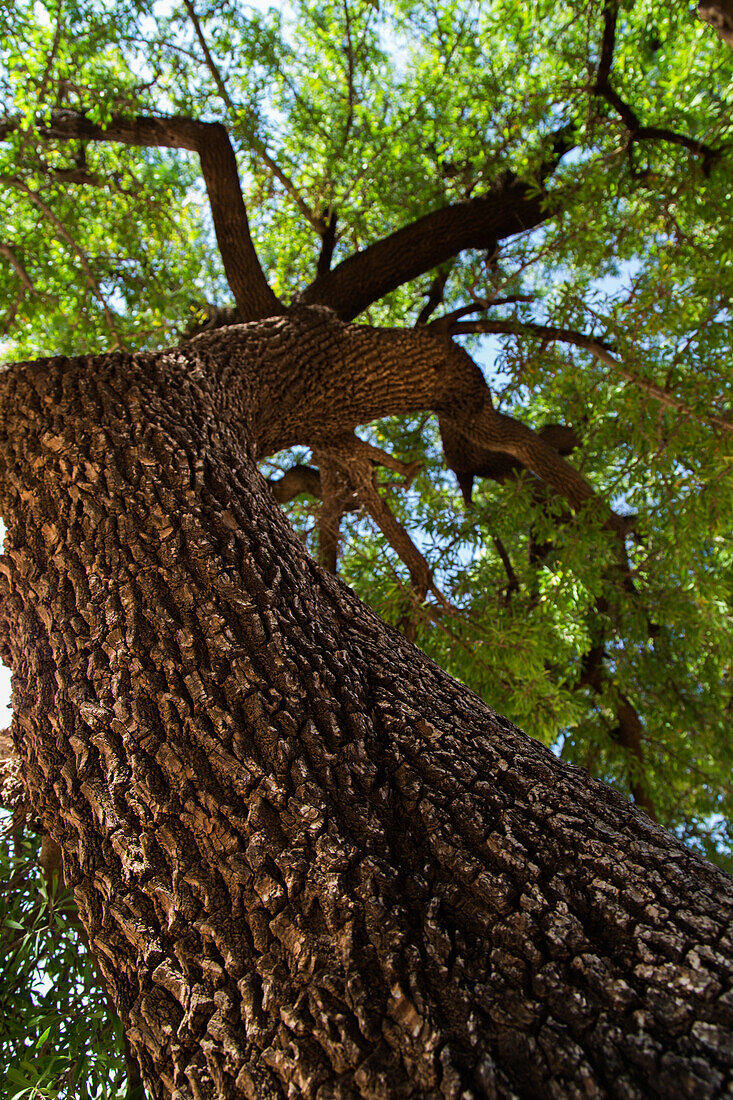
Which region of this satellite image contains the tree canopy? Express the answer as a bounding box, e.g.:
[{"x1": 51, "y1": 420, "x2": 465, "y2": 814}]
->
[{"x1": 1, "y1": 1, "x2": 732, "y2": 1095}]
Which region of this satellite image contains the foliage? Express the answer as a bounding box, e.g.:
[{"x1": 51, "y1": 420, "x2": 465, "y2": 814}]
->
[
  {"x1": 0, "y1": 818, "x2": 129, "y2": 1098},
  {"x1": 1, "y1": 0, "x2": 733, "y2": 1092}
]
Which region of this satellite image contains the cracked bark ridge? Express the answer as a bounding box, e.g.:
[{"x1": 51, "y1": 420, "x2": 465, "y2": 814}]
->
[{"x1": 0, "y1": 319, "x2": 731, "y2": 1099}]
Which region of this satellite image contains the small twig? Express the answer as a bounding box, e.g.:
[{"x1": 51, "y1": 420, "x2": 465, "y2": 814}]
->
[
  {"x1": 342, "y1": 0, "x2": 356, "y2": 145},
  {"x1": 348, "y1": 437, "x2": 422, "y2": 483},
  {"x1": 37, "y1": 0, "x2": 64, "y2": 102},
  {"x1": 594, "y1": 0, "x2": 619, "y2": 92},
  {"x1": 446, "y1": 317, "x2": 733, "y2": 435},
  {"x1": 0, "y1": 243, "x2": 35, "y2": 292},
  {"x1": 492, "y1": 535, "x2": 520, "y2": 602},
  {"x1": 5, "y1": 176, "x2": 121, "y2": 347},
  {"x1": 1, "y1": 288, "x2": 25, "y2": 335},
  {"x1": 316, "y1": 436, "x2": 442, "y2": 606},
  {"x1": 429, "y1": 295, "x2": 534, "y2": 329}
]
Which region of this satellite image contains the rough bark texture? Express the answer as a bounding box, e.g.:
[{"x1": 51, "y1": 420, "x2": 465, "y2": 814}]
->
[{"x1": 0, "y1": 317, "x2": 731, "y2": 1100}]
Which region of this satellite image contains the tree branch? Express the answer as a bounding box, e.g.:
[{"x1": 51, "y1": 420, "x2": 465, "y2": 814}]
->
[
  {"x1": 593, "y1": 1, "x2": 719, "y2": 169},
  {"x1": 317, "y1": 437, "x2": 435, "y2": 603},
  {"x1": 316, "y1": 210, "x2": 338, "y2": 276},
  {"x1": 183, "y1": 0, "x2": 325, "y2": 234},
  {"x1": 312, "y1": 457, "x2": 355, "y2": 573},
  {"x1": 0, "y1": 110, "x2": 282, "y2": 321},
  {"x1": 446, "y1": 317, "x2": 733, "y2": 435},
  {"x1": 492, "y1": 535, "x2": 520, "y2": 602},
  {"x1": 447, "y1": 403, "x2": 623, "y2": 531},
  {"x1": 298, "y1": 176, "x2": 553, "y2": 320},
  {"x1": 267, "y1": 464, "x2": 322, "y2": 503},
  {"x1": 415, "y1": 268, "x2": 450, "y2": 326},
  {"x1": 1, "y1": 289, "x2": 25, "y2": 336},
  {"x1": 0, "y1": 242, "x2": 35, "y2": 292},
  {"x1": 595, "y1": 0, "x2": 619, "y2": 90},
  {"x1": 341, "y1": 0, "x2": 356, "y2": 146},
  {"x1": 580, "y1": 639, "x2": 657, "y2": 821},
  {"x1": 235, "y1": 309, "x2": 627, "y2": 542}
]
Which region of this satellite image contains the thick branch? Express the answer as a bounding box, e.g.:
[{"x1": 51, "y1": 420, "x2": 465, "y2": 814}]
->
[
  {"x1": 213, "y1": 309, "x2": 625, "y2": 541},
  {"x1": 444, "y1": 421, "x2": 580, "y2": 504},
  {"x1": 267, "y1": 464, "x2": 322, "y2": 503},
  {"x1": 460, "y1": 405, "x2": 618, "y2": 527},
  {"x1": 298, "y1": 176, "x2": 552, "y2": 320},
  {"x1": 0, "y1": 111, "x2": 282, "y2": 321}
]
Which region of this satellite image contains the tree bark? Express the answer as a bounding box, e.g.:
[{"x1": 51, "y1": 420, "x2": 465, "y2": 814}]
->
[{"x1": 0, "y1": 320, "x2": 731, "y2": 1100}]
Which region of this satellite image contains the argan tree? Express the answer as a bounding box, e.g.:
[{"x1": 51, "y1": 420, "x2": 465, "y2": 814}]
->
[{"x1": 0, "y1": 2, "x2": 732, "y2": 1097}]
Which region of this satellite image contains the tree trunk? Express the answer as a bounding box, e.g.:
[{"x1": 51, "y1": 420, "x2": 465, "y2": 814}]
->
[{"x1": 0, "y1": 321, "x2": 731, "y2": 1100}]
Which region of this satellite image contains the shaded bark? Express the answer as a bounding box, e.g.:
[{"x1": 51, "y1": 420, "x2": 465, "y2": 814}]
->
[
  {"x1": 317, "y1": 212, "x2": 339, "y2": 277},
  {"x1": 699, "y1": 0, "x2": 733, "y2": 46},
  {"x1": 0, "y1": 322, "x2": 731, "y2": 1100},
  {"x1": 267, "y1": 465, "x2": 323, "y2": 505},
  {"x1": 222, "y1": 308, "x2": 610, "y2": 531}
]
